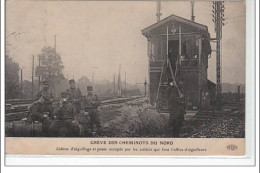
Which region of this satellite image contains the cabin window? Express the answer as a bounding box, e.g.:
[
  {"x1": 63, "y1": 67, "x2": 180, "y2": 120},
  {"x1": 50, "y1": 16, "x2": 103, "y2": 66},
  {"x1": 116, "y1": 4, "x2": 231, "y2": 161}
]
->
[
  {"x1": 148, "y1": 41, "x2": 155, "y2": 61},
  {"x1": 184, "y1": 38, "x2": 199, "y2": 59},
  {"x1": 181, "y1": 41, "x2": 187, "y2": 57},
  {"x1": 151, "y1": 43, "x2": 155, "y2": 60},
  {"x1": 196, "y1": 39, "x2": 199, "y2": 46}
]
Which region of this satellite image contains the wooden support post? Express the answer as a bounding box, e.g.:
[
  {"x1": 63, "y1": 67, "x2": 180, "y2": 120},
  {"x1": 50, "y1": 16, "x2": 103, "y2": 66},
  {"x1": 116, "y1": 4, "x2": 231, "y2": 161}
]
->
[
  {"x1": 198, "y1": 37, "x2": 202, "y2": 109},
  {"x1": 166, "y1": 26, "x2": 169, "y2": 65},
  {"x1": 32, "y1": 55, "x2": 34, "y2": 99},
  {"x1": 179, "y1": 24, "x2": 182, "y2": 65}
]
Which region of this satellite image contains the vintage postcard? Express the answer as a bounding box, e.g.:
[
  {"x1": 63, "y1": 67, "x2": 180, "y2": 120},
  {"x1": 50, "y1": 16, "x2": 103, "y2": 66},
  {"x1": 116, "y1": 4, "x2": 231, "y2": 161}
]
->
[{"x1": 3, "y1": 0, "x2": 255, "y2": 166}]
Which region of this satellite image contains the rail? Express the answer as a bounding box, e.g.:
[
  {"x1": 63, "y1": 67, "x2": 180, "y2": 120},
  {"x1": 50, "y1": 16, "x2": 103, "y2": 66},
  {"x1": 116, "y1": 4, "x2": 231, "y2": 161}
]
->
[{"x1": 5, "y1": 95, "x2": 146, "y2": 122}]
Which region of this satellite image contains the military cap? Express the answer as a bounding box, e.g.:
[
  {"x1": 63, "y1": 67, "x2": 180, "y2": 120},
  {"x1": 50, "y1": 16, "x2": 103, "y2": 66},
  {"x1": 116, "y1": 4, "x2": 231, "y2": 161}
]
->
[
  {"x1": 87, "y1": 86, "x2": 93, "y2": 91},
  {"x1": 69, "y1": 79, "x2": 75, "y2": 84}
]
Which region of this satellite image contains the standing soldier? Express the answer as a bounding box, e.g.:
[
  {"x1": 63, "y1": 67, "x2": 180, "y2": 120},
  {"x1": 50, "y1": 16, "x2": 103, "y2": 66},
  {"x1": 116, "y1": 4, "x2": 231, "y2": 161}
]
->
[
  {"x1": 85, "y1": 86, "x2": 101, "y2": 135},
  {"x1": 166, "y1": 78, "x2": 185, "y2": 137},
  {"x1": 36, "y1": 80, "x2": 53, "y2": 102},
  {"x1": 66, "y1": 79, "x2": 83, "y2": 114},
  {"x1": 27, "y1": 96, "x2": 53, "y2": 136}
]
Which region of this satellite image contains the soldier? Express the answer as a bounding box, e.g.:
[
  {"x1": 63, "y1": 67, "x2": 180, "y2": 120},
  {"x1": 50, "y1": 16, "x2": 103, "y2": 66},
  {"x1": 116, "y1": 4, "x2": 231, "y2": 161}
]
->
[
  {"x1": 166, "y1": 78, "x2": 185, "y2": 137},
  {"x1": 49, "y1": 92, "x2": 81, "y2": 137},
  {"x1": 28, "y1": 96, "x2": 53, "y2": 136},
  {"x1": 36, "y1": 80, "x2": 53, "y2": 102},
  {"x1": 66, "y1": 79, "x2": 83, "y2": 114},
  {"x1": 85, "y1": 86, "x2": 101, "y2": 134}
]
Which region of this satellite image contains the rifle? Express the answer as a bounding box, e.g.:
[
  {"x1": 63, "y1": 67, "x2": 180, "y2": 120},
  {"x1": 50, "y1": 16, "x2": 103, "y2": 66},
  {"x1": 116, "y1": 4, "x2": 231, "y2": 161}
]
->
[{"x1": 168, "y1": 58, "x2": 184, "y2": 99}]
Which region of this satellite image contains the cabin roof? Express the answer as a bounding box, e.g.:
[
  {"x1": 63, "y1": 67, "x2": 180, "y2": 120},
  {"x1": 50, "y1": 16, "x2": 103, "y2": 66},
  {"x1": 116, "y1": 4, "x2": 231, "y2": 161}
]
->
[
  {"x1": 142, "y1": 14, "x2": 209, "y2": 37},
  {"x1": 208, "y1": 80, "x2": 216, "y2": 86}
]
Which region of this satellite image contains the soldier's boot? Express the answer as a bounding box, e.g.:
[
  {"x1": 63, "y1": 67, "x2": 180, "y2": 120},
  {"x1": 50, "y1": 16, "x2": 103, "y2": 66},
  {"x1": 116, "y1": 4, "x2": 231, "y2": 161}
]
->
[
  {"x1": 89, "y1": 123, "x2": 96, "y2": 136},
  {"x1": 95, "y1": 128, "x2": 100, "y2": 136},
  {"x1": 172, "y1": 129, "x2": 179, "y2": 137},
  {"x1": 89, "y1": 123, "x2": 94, "y2": 132},
  {"x1": 78, "y1": 124, "x2": 85, "y2": 136},
  {"x1": 166, "y1": 127, "x2": 173, "y2": 137},
  {"x1": 173, "y1": 129, "x2": 180, "y2": 137},
  {"x1": 42, "y1": 118, "x2": 52, "y2": 137},
  {"x1": 96, "y1": 125, "x2": 103, "y2": 136},
  {"x1": 172, "y1": 124, "x2": 181, "y2": 137},
  {"x1": 89, "y1": 115, "x2": 94, "y2": 132},
  {"x1": 70, "y1": 120, "x2": 82, "y2": 137}
]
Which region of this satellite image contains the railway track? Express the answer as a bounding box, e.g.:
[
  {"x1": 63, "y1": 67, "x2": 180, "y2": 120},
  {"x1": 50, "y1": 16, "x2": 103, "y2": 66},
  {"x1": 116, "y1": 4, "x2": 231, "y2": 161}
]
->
[
  {"x1": 5, "y1": 95, "x2": 146, "y2": 122},
  {"x1": 5, "y1": 96, "x2": 118, "y2": 114},
  {"x1": 181, "y1": 102, "x2": 245, "y2": 138}
]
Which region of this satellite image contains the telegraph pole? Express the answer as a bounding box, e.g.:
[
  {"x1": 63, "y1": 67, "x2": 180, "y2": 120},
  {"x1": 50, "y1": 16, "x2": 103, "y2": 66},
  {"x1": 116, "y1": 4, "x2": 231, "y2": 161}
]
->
[
  {"x1": 92, "y1": 72, "x2": 94, "y2": 85},
  {"x1": 156, "y1": 1, "x2": 162, "y2": 22},
  {"x1": 54, "y1": 34, "x2": 57, "y2": 97},
  {"x1": 20, "y1": 69, "x2": 23, "y2": 99},
  {"x1": 118, "y1": 64, "x2": 121, "y2": 95},
  {"x1": 144, "y1": 78, "x2": 147, "y2": 96},
  {"x1": 38, "y1": 56, "x2": 41, "y2": 92},
  {"x1": 212, "y1": 1, "x2": 225, "y2": 109},
  {"x1": 32, "y1": 55, "x2": 34, "y2": 99},
  {"x1": 113, "y1": 74, "x2": 116, "y2": 95},
  {"x1": 125, "y1": 72, "x2": 126, "y2": 92},
  {"x1": 54, "y1": 34, "x2": 56, "y2": 52},
  {"x1": 191, "y1": 1, "x2": 195, "y2": 22}
]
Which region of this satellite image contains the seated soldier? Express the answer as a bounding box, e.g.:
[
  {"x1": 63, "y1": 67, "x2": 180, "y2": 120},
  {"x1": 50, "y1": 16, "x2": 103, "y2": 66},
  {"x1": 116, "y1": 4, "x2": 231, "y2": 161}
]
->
[
  {"x1": 27, "y1": 96, "x2": 53, "y2": 136},
  {"x1": 49, "y1": 92, "x2": 82, "y2": 137},
  {"x1": 36, "y1": 79, "x2": 53, "y2": 102},
  {"x1": 66, "y1": 79, "x2": 83, "y2": 114}
]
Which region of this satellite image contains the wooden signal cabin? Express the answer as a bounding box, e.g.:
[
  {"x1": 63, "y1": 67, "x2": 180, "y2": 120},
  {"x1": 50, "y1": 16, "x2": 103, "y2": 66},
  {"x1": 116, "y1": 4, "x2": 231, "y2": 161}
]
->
[{"x1": 142, "y1": 14, "x2": 215, "y2": 111}]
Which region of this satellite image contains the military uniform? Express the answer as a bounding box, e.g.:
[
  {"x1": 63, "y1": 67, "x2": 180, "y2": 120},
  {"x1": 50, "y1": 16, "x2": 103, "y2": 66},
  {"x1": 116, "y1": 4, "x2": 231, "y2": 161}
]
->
[
  {"x1": 85, "y1": 93, "x2": 101, "y2": 133},
  {"x1": 36, "y1": 89, "x2": 53, "y2": 102},
  {"x1": 28, "y1": 98, "x2": 53, "y2": 136},
  {"x1": 49, "y1": 100, "x2": 81, "y2": 137},
  {"x1": 36, "y1": 80, "x2": 53, "y2": 102},
  {"x1": 166, "y1": 84, "x2": 185, "y2": 137},
  {"x1": 67, "y1": 88, "x2": 83, "y2": 114}
]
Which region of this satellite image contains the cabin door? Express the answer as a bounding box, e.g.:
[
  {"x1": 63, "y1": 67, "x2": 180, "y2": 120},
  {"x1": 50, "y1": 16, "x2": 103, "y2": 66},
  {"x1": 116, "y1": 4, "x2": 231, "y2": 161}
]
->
[
  {"x1": 156, "y1": 40, "x2": 179, "y2": 112},
  {"x1": 168, "y1": 40, "x2": 179, "y2": 75}
]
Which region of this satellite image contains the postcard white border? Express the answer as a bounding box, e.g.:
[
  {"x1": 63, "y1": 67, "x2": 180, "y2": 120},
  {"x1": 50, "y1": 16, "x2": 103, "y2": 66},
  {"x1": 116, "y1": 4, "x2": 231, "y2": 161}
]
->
[{"x1": 1, "y1": 0, "x2": 258, "y2": 167}]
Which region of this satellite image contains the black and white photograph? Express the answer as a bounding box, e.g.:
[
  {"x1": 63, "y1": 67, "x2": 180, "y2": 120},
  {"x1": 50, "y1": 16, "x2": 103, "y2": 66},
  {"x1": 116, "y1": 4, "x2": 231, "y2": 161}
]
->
[{"x1": 5, "y1": 0, "x2": 246, "y2": 139}]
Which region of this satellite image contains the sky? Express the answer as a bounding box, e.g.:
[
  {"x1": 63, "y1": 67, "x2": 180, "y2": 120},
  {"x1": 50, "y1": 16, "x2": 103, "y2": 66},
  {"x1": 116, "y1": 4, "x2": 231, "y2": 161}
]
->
[{"x1": 6, "y1": 0, "x2": 246, "y2": 84}]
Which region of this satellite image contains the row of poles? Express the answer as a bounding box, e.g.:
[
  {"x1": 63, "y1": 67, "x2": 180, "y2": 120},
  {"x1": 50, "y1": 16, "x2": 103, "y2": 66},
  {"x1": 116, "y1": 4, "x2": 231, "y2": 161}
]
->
[
  {"x1": 20, "y1": 55, "x2": 39, "y2": 99},
  {"x1": 20, "y1": 35, "x2": 56, "y2": 99},
  {"x1": 157, "y1": 1, "x2": 195, "y2": 22},
  {"x1": 20, "y1": 59, "x2": 148, "y2": 99},
  {"x1": 112, "y1": 66, "x2": 147, "y2": 96}
]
